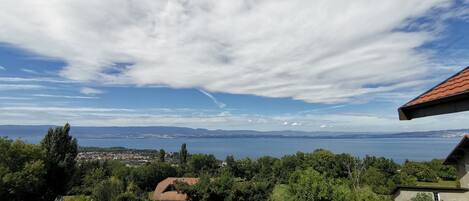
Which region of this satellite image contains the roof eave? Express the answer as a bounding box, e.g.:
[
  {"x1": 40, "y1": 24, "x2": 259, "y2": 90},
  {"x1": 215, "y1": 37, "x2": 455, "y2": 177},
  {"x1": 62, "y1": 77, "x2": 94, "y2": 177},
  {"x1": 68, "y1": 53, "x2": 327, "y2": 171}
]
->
[
  {"x1": 392, "y1": 185, "x2": 469, "y2": 195},
  {"x1": 444, "y1": 135, "x2": 469, "y2": 165},
  {"x1": 398, "y1": 92, "x2": 469, "y2": 121}
]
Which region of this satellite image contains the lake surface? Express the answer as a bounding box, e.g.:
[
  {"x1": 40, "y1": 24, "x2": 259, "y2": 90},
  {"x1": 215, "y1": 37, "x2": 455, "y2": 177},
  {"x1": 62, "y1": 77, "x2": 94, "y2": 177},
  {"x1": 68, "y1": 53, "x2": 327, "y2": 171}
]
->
[{"x1": 13, "y1": 136, "x2": 460, "y2": 163}]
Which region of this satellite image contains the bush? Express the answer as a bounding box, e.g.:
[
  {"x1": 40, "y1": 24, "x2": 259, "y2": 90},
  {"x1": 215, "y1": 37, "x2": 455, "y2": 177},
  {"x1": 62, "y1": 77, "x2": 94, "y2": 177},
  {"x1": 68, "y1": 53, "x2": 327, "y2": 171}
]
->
[
  {"x1": 130, "y1": 161, "x2": 177, "y2": 191},
  {"x1": 402, "y1": 162, "x2": 438, "y2": 182},
  {"x1": 188, "y1": 154, "x2": 219, "y2": 176},
  {"x1": 410, "y1": 192, "x2": 434, "y2": 201},
  {"x1": 288, "y1": 168, "x2": 353, "y2": 201},
  {"x1": 177, "y1": 173, "x2": 272, "y2": 201},
  {"x1": 92, "y1": 177, "x2": 124, "y2": 201},
  {"x1": 0, "y1": 138, "x2": 47, "y2": 201},
  {"x1": 287, "y1": 168, "x2": 390, "y2": 201},
  {"x1": 115, "y1": 192, "x2": 138, "y2": 201}
]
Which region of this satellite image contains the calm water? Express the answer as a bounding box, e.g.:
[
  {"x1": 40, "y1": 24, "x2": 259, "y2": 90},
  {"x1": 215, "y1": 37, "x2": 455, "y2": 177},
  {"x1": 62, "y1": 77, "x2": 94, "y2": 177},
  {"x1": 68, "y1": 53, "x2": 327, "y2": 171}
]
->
[{"x1": 15, "y1": 136, "x2": 460, "y2": 163}]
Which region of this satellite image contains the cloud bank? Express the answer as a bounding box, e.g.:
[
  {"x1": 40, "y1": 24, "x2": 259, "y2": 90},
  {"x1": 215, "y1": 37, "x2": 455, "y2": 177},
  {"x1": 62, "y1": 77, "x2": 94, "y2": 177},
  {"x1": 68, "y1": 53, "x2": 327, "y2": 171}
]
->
[
  {"x1": 2, "y1": 105, "x2": 469, "y2": 132},
  {"x1": 0, "y1": 0, "x2": 458, "y2": 103}
]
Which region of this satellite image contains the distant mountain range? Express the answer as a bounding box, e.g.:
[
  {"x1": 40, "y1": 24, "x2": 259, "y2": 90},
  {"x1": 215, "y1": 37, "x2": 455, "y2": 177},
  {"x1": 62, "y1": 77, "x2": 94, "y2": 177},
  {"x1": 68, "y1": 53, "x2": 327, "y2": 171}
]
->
[{"x1": 0, "y1": 125, "x2": 468, "y2": 139}]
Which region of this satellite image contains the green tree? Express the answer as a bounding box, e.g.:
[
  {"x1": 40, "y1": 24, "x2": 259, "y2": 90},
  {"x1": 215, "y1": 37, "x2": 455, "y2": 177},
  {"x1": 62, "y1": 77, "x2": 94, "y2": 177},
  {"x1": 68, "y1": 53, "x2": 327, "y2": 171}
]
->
[
  {"x1": 361, "y1": 156, "x2": 399, "y2": 194},
  {"x1": 83, "y1": 168, "x2": 108, "y2": 193},
  {"x1": 395, "y1": 172, "x2": 418, "y2": 186},
  {"x1": 92, "y1": 177, "x2": 124, "y2": 201},
  {"x1": 288, "y1": 168, "x2": 353, "y2": 201},
  {"x1": 363, "y1": 156, "x2": 399, "y2": 177},
  {"x1": 402, "y1": 162, "x2": 438, "y2": 182},
  {"x1": 180, "y1": 143, "x2": 188, "y2": 165},
  {"x1": 178, "y1": 173, "x2": 272, "y2": 201},
  {"x1": 225, "y1": 155, "x2": 238, "y2": 176},
  {"x1": 41, "y1": 123, "x2": 78, "y2": 199},
  {"x1": 229, "y1": 180, "x2": 272, "y2": 201},
  {"x1": 115, "y1": 192, "x2": 138, "y2": 201},
  {"x1": 362, "y1": 167, "x2": 393, "y2": 194},
  {"x1": 237, "y1": 158, "x2": 256, "y2": 179},
  {"x1": 304, "y1": 149, "x2": 342, "y2": 178},
  {"x1": 253, "y1": 156, "x2": 278, "y2": 182},
  {"x1": 0, "y1": 138, "x2": 47, "y2": 201},
  {"x1": 178, "y1": 174, "x2": 233, "y2": 201},
  {"x1": 287, "y1": 168, "x2": 387, "y2": 201},
  {"x1": 410, "y1": 192, "x2": 434, "y2": 201},
  {"x1": 272, "y1": 154, "x2": 303, "y2": 183},
  {"x1": 426, "y1": 159, "x2": 457, "y2": 181},
  {"x1": 159, "y1": 149, "x2": 166, "y2": 162},
  {"x1": 353, "y1": 187, "x2": 390, "y2": 201},
  {"x1": 131, "y1": 161, "x2": 177, "y2": 191},
  {"x1": 108, "y1": 160, "x2": 131, "y2": 182},
  {"x1": 69, "y1": 160, "x2": 114, "y2": 194},
  {"x1": 188, "y1": 154, "x2": 219, "y2": 176}
]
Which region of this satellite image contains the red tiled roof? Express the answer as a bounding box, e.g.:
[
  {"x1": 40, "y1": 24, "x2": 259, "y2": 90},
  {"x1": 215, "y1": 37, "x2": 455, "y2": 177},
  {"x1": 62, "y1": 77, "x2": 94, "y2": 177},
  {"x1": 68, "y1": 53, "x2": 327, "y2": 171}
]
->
[
  {"x1": 405, "y1": 67, "x2": 469, "y2": 107},
  {"x1": 151, "y1": 177, "x2": 199, "y2": 201}
]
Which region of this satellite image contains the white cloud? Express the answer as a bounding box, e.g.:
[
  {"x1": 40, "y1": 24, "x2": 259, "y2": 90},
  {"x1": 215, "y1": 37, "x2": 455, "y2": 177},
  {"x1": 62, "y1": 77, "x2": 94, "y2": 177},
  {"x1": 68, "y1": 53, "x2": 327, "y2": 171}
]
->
[
  {"x1": 0, "y1": 0, "x2": 461, "y2": 103},
  {"x1": 281, "y1": 121, "x2": 302, "y2": 126},
  {"x1": 20, "y1": 68, "x2": 40, "y2": 74},
  {"x1": 0, "y1": 65, "x2": 5, "y2": 70},
  {"x1": 2, "y1": 104, "x2": 469, "y2": 132},
  {"x1": 0, "y1": 76, "x2": 78, "y2": 83},
  {"x1": 291, "y1": 122, "x2": 301, "y2": 126},
  {"x1": 33, "y1": 94, "x2": 98, "y2": 99},
  {"x1": 198, "y1": 89, "x2": 226, "y2": 108},
  {"x1": 299, "y1": 105, "x2": 346, "y2": 114},
  {"x1": 80, "y1": 87, "x2": 103, "y2": 95},
  {"x1": 0, "y1": 84, "x2": 45, "y2": 91},
  {"x1": 0, "y1": 96, "x2": 32, "y2": 100},
  {"x1": 0, "y1": 106, "x2": 132, "y2": 112}
]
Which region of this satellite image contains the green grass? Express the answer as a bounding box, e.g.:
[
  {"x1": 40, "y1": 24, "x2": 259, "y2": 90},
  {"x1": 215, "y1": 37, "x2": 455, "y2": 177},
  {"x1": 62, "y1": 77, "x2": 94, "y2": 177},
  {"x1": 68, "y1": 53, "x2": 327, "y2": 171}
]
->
[
  {"x1": 270, "y1": 184, "x2": 292, "y2": 201},
  {"x1": 416, "y1": 180, "x2": 459, "y2": 188},
  {"x1": 63, "y1": 195, "x2": 91, "y2": 201}
]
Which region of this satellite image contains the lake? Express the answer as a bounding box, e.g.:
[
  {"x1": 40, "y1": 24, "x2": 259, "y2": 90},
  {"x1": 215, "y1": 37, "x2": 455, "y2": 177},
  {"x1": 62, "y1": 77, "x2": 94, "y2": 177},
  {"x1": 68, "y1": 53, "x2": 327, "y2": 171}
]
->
[{"x1": 14, "y1": 136, "x2": 460, "y2": 163}]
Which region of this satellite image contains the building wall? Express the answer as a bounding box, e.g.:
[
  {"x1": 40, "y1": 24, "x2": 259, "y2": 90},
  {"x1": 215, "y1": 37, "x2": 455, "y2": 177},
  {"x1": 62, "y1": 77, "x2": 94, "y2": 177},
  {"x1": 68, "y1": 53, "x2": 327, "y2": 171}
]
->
[
  {"x1": 394, "y1": 190, "x2": 469, "y2": 201},
  {"x1": 458, "y1": 152, "x2": 469, "y2": 188},
  {"x1": 440, "y1": 191, "x2": 469, "y2": 201}
]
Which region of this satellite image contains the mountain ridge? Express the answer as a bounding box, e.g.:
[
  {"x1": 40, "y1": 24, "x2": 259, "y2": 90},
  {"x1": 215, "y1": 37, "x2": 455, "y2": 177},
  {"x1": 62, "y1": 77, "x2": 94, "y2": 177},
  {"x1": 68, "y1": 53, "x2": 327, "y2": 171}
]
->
[{"x1": 1, "y1": 125, "x2": 468, "y2": 139}]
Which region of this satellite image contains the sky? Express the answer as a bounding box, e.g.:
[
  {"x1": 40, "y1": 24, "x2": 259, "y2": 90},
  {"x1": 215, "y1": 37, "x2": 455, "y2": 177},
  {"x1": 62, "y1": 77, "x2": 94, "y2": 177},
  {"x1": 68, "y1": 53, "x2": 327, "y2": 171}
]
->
[{"x1": 0, "y1": 0, "x2": 469, "y2": 132}]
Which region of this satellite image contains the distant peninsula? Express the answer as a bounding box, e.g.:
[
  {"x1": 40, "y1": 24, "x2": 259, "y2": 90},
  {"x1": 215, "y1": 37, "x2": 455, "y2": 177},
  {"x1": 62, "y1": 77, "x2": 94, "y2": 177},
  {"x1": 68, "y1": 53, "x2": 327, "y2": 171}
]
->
[{"x1": 1, "y1": 125, "x2": 468, "y2": 139}]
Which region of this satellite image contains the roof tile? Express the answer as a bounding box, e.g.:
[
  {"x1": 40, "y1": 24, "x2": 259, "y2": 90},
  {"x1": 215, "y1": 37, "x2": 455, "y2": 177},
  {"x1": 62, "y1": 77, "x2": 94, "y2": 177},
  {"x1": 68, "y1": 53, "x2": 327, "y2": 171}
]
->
[
  {"x1": 406, "y1": 67, "x2": 469, "y2": 106},
  {"x1": 152, "y1": 177, "x2": 199, "y2": 201}
]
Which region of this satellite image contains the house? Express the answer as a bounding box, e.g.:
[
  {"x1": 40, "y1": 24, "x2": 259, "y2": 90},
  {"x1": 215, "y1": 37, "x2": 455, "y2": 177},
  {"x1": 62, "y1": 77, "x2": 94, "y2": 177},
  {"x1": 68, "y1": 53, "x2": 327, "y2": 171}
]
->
[
  {"x1": 398, "y1": 66, "x2": 469, "y2": 120},
  {"x1": 394, "y1": 66, "x2": 469, "y2": 201},
  {"x1": 393, "y1": 135, "x2": 469, "y2": 201},
  {"x1": 151, "y1": 177, "x2": 199, "y2": 201}
]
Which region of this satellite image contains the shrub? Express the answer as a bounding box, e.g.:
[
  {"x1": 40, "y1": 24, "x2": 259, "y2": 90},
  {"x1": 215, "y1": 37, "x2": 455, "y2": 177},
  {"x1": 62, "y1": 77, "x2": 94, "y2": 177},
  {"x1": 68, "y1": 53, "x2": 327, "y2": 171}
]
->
[{"x1": 410, "y1": 192, "x2": 434, "y2": 201}]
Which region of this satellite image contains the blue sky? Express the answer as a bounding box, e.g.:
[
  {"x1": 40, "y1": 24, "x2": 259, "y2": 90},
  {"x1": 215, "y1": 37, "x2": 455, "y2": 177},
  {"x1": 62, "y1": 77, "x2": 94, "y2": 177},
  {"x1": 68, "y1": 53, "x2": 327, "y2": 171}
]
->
[{"x1": 0, "y1": 0, "x2": 469, "y2": 132}]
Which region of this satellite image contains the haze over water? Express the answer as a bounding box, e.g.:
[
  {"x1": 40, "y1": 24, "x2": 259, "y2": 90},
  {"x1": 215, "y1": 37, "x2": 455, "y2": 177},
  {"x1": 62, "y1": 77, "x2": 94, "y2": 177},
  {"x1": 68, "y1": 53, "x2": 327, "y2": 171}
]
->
[{"x1": 16, "y1": 136, "x2": 459, "y2": 163}]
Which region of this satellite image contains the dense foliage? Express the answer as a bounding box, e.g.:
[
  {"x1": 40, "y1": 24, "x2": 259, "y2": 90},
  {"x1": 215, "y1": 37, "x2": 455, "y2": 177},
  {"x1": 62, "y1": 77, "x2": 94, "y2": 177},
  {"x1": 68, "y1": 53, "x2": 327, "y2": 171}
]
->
[
  {"x1": 42, "y1": 123, "x2": 78, "y2": 200},
  {"x1": 0, "y1": 123, "x2": 78, "y2": 201},
  {"x1": 0, "y1": 125, "x2": 459, "y2": 201},
  {"x1": 410, "y1": 193, "x2": 434, "y2": 201},
  {"x1": 177, "y1": 173, "x2": 272, "y2": 201}
]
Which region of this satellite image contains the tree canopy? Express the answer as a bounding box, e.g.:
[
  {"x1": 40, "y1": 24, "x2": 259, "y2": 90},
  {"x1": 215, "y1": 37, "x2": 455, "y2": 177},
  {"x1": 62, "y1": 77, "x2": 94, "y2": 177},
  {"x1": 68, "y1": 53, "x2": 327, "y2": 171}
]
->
[{"x1": 0, "y1": 125, "x2": 459, "y2": 201}]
